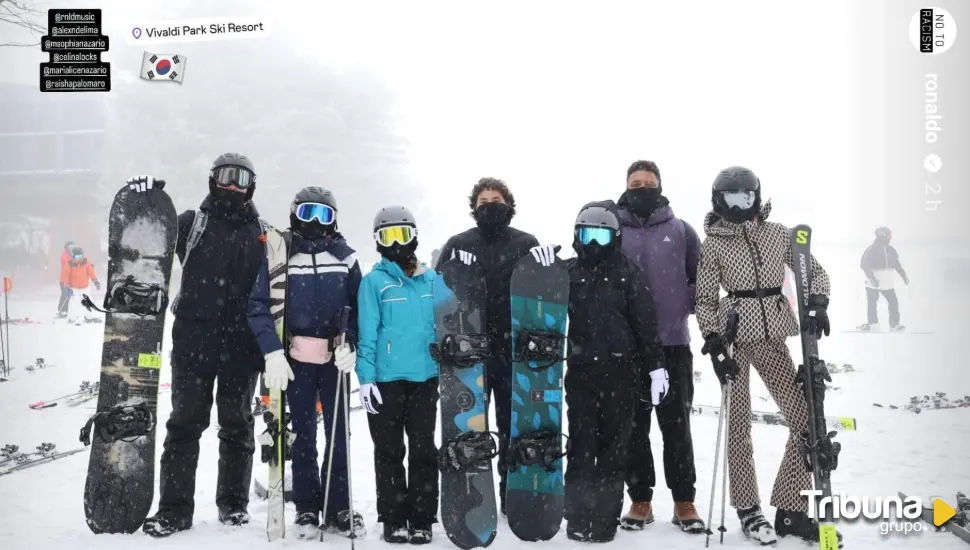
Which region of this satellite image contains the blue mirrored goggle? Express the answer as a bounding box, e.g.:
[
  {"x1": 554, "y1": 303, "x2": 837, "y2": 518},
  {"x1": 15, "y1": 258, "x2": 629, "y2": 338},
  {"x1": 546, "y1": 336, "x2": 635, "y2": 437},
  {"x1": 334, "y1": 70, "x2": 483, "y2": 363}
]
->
[
  {"x1": 577, "y1": 226, "x2": 614, "y2": 246},
  {"x1": 211, "y1": 165, "x2": 255, "y2": 188},
  {"x1": 295, "y1": 203, "x2": 336, "y2": 224}
]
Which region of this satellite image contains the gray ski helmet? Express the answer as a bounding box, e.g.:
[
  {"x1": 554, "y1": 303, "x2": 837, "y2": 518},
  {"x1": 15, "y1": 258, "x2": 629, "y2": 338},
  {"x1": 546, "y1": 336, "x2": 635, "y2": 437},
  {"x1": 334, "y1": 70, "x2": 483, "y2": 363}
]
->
[
  {"x1": 875, "y1": 226, "x2": 892, "y2": 239},
  {"x1": 291, "y1": 186, "x2": 337, "y2": 212},
  {"x1": 574, "y1": 204, "x2": 620, "y2": 231},
  {"x1": 373, "y1": 205, "x2": 417, "y2": 232},
  {"x1": 711, "y1": 165, "x2": 761, "y2": 223},
  {"x1": 209, "y1": 152, "x2": 256, "y2": 198}
]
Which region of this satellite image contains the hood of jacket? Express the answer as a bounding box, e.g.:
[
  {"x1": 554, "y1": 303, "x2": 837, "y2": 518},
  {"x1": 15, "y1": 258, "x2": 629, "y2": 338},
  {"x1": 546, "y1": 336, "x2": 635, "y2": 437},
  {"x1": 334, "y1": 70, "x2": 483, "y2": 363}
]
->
[{"x1": 702, "y1": 200, "x2": 773, "y2": 237}]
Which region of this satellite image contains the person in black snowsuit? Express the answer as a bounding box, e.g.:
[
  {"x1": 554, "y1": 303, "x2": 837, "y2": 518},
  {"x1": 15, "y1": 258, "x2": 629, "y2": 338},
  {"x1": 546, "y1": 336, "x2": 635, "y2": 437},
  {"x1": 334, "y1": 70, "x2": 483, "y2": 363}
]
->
[
  {"x1": 433, "y1": 177, "x2": 554, "y2": 515},
  {"x1": 134, "y1": 154, "x2": 269, "y2": 537},
  {"x1": 556, "y1": 200, "x2": 668, "y2": 543},
  {"x1": 857, "y1": 226, "x2": 909, "y2": 331}
]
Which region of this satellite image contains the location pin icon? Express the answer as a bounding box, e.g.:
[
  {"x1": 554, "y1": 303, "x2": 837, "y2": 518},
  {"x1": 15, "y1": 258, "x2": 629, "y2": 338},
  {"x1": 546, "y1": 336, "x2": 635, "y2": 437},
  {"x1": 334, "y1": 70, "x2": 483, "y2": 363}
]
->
[{"x1": 132, "y1": 27, "x2": 142, "y2": 39}]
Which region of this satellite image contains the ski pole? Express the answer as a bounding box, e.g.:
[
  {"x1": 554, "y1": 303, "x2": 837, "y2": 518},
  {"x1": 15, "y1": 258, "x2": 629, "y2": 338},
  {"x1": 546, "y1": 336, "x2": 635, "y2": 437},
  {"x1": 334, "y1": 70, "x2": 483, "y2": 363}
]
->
[
  {"x1": 705, "y1": 383, "x2": 728, "y2": 548},
  {"x1": 719, "y1": 382, "x2": 732, "y2": 544},
  {"x1": 344, "y1": 371, "x2": 356, "y2": 549},
  {"x1": 2, "y1": 288, "x2": 9, "y2": 378},
  {"x1": 320, "y1": 367, "x2": 343, "y2": 540}
]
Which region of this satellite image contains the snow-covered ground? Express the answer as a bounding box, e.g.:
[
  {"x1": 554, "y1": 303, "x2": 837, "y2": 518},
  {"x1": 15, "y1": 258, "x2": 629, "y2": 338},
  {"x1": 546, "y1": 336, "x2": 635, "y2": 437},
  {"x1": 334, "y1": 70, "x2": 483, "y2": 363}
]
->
[{"x1": 1, "y1": 245, "x2": 968, "y2": 550}]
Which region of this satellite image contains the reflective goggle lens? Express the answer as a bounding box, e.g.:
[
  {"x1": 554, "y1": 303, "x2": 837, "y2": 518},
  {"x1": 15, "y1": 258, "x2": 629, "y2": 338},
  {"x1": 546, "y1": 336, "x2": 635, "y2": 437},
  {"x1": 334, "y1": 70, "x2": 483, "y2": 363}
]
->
[
  {"x1": 577, "y1": 226, "x2": 613, "y2": 246},
  {"x1": 211, "y1": 165, "x2": 255, "y2": 188},
  {"x1": 295, "y1": 203, "x2": 336, "y2": 224},
  {"x1": 720, "y1": 190, "x2": 756, "y2": 209},
  {"x1": 375, "y1": 225, "x2": 416, "y2": 246}
]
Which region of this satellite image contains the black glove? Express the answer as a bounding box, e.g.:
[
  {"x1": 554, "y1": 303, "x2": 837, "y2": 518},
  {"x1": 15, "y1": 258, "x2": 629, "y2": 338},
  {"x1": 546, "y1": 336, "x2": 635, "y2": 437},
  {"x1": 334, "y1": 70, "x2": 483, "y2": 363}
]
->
[
  {"x1": 93, "y1": 280, "x2": 101, "y2": 290},
  {"x1": 125, "y1": 175, "x2": 165, "y2": 193},
  {"x1": 802, "y1": 294, "x2": 830, "y2": 339},
  {"x1": 701, "y1": 333, "x2": 738, "y2": 386}
]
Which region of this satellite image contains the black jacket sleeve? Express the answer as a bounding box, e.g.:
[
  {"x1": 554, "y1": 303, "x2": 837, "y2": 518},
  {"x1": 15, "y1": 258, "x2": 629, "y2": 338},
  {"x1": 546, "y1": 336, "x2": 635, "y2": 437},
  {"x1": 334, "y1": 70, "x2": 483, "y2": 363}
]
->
[
  {"x1": 435, "y1": 236, "x2": 456, "y2": 271},
  {"x1": 624, "y1": 261, "x2": 665, "y2": 373},
  {"x1": 175, "y1": 210, "x2": 195, "y2": 265}
]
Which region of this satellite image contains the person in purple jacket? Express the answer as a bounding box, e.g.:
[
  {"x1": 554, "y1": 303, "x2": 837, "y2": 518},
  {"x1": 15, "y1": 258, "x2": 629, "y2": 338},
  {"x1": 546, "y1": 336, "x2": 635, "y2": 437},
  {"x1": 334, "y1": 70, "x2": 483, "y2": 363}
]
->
[{"x1": 617, "y1": 160, "x2": 705, "y2": 535}]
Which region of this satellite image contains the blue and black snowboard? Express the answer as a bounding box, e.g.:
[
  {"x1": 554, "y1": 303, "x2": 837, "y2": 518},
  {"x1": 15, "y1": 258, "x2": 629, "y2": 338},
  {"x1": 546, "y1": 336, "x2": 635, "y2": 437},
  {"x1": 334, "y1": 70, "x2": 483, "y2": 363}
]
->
[
  {"x1": 506, "y1": 253, "x2": 569, "y2": 541},
  {"x1": 79, "y1": 181, "x2": 178, "y2": 534},
  {"x1": 431, "y1": 259, "x2": 498, "y2": 549}
]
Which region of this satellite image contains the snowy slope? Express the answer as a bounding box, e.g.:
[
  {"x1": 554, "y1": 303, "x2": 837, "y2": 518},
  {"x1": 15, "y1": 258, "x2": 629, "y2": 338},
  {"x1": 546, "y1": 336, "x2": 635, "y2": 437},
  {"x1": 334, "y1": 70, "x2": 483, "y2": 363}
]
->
[{"x1": 1, "y1": 246, "x2": 969, "y2": 550}]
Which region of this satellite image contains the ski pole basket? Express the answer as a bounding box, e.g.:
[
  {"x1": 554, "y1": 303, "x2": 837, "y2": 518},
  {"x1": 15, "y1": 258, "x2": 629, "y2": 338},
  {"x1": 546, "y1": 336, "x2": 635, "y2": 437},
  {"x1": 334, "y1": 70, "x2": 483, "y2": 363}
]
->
[
  {"x1": 429, "y1": 333, "x2": 491, "y2": 368},
  {"x1": 438, "y1": 431, "x2": 500, "y2": 472},
  {"x1": 506, "y1": 430, "x2": 569, "y2": 473},
  {"x1": 82, "y1": 275, "x2": 168, "y2": 317},
  {"x1": 512, "y1": 330, "x2": 566, "y2": 370},
  {"x1": 79, "y1": 401, "x2": 156, "y2": 445}
]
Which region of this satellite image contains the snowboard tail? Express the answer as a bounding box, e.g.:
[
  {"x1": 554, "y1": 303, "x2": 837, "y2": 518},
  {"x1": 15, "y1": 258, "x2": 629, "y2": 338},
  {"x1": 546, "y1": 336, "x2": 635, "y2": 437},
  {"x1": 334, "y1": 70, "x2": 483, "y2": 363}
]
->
[
  {"x1": 507, "y1": 254, "x2": 569, "y2": 541},
  {"x1": 82, "y1": 185, "x2": 177, "y2": 534}
]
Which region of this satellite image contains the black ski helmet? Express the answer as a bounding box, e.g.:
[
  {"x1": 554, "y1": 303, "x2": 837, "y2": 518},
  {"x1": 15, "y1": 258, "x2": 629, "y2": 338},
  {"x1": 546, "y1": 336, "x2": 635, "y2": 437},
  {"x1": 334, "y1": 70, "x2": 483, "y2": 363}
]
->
[
  {"x1": 572, "y1": 200, "x2": 621, "y2": 263},
  {"x1": 209, "y1": 152, "x2": 256, "y2": 199},
  {"x1": 711, "y1": 166, "x2": 761, "y2": 224},
  {"x1": 290, "y1": 186, "x2": 338, "y2": 238},
  {"x1": 373, "y1": 205, "x2": 417, "y2": 232},
  {"x1": 875, "y1": 226, "x2": 892, "y2": 239}
]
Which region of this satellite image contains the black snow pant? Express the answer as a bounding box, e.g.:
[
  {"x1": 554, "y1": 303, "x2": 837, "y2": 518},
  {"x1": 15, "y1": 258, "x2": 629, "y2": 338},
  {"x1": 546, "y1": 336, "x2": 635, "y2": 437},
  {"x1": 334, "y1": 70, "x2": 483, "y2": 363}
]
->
[
  {"x1": 484, "y1": 355, "x2": 513, "y2": 511},
  {"x1": 366, "y1": 378, "x2": 439, "y2": 527},
  {"x1": 563, "y1": 368, "x2": 636, "y2": 533},
  {"x1": 625, "y1": 345, "x2": 697, "y2": 503},
  {"x1": 866, "y1": 286, "x2": 900, "y2": 326},
  {"x1": 156, "y1": 364, "x2": 259, "y2": 522},
  {"x1": 57, "y1": 283, "x2": 72, "y2": 316}
]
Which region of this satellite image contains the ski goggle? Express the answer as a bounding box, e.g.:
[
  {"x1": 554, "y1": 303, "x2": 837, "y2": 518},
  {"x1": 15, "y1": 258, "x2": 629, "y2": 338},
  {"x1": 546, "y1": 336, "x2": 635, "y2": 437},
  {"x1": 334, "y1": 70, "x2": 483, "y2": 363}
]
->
[
  {"x1": 719, "y1": 190, "x2": 756, "y2": 210},
  {"x1": 294, "y1": 203, "x2": 336, "y2": 225},
  {"x1": 375, "y1": 225, "x2": 417, "y2": 247},
  {"x1": 576, "y1": 226, "x2": 614, "y2": 246},
  {"x1": 211, "y1": 165, "x2": 255, "y2": 188}
]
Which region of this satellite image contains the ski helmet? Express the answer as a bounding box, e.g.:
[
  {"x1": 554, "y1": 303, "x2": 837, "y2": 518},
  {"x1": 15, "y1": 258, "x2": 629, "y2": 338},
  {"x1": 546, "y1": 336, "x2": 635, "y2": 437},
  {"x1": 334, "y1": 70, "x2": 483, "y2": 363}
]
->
[
  {"x1": 373, "y1": 205, "x2": 417, "y2": 232},
  {"x1": 711, "y1": 166, "x2": 761, "y2": 224},
  {"x1": 373, "y1": 206, "x2": 419, "y2": 262},
  {"x1": 290, "y1": 186, "x2": 338, "y2": 238},
  {"x1": 573, "y1": 200, "x2": 621, "y2": 264},
  {"x1": 209, "y1": 152, "x2": 256, "y2": 200},
  {"x1": 874, "y1": 226, "x2": 892, "y2": 240}
]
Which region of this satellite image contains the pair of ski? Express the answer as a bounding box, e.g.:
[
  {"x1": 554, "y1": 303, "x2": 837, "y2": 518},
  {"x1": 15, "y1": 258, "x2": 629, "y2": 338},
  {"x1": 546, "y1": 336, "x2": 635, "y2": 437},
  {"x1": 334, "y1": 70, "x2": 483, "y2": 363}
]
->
[
  {"x1": 29, "y1": 381, "x2": 100, "y2": 409},
  {"x1": 431, "y1": 254, "x2": 569, "y2": 548},
  {"x1": 899, "y1": 491, "x2": 970, "y2": 545},
  {"x1": 0, "y1": 443, "x2": 85, "y2": 476}
]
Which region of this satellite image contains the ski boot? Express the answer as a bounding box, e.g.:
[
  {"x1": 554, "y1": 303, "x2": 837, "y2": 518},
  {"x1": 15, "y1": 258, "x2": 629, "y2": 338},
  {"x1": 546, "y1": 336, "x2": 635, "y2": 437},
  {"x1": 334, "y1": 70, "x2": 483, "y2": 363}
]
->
[
  {"x1": 82, "y1": 275, "x2": 168, "y2": 317},
  {"x1": 738, "y1": 505, "x2": 777, "y2": 545},
  {"x1": 775, "y1": 509, "x2": 843, "y2": 548},
  {"x1": 143, "y1": 512, "x2": 191, "y2": 537},
  {"x1": 323, "y1": 510, "x2": 366, "y2": 538},
  {"x1": 382, "y1": 522, "x2": 409, "y2": 543},
  {"x1": 438, "y1": 431, "x2": 500, "y2": 472},
  {"x1": 218, "y1": 508, "x2": 250, "y2": 526},
  {"x1": 79, "y1": 401, "x2": 156, "y2": 445},
  {"x1": 512, "y1": 329, "x2": 566, "y2": 370},
  {"x1": 409, "y1": 523, "x2": 433, "y2": 544},
  {"x1": 294, "y1": 512, "x2": 319, "y2": 539}
]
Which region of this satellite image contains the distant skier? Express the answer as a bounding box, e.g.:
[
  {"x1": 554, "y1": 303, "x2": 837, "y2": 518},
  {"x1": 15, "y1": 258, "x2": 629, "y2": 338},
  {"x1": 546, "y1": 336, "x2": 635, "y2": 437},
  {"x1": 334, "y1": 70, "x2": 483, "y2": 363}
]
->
[
  {"x1": 615, "y1": 160, "x2": 705, "y2": 534},
  {"x1": 131, "y1": 154, "x2": 269, "y2": 537},
  {"x1": 694, "y1": 166, "x2": 840, "y2": 546},
  {"x1": 57, "y1": 243, "x2": 100, "y2": 317},
  {"x1": 857, "y1": 226, "x2": 908, "y2": 332},
  {"x1": 356, "y1": 205, "x2": 439, "y2": 544},
  {"x1": 434, "y1": 177, "x2": 554, "y2": 515},
  {"x1": 247, "y1": 187, "x2": 364, "y2": 538},
  {"x1": 547, "y1": 200, "x2": 668, "y2": 543}
]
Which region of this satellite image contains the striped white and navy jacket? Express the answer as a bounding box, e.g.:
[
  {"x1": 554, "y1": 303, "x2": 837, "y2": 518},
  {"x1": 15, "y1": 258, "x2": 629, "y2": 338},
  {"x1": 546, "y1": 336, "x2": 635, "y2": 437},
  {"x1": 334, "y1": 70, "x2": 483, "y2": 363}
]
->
[{"x1": 248, "y1": 232, "x2": 362, "y2": 357}]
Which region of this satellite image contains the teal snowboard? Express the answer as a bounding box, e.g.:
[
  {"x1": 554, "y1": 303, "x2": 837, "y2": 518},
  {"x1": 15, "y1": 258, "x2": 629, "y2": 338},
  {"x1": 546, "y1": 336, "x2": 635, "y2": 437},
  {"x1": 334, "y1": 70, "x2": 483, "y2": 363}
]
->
[{"x1": 506, "y1": 253, "x2": 569, "y2": 541}]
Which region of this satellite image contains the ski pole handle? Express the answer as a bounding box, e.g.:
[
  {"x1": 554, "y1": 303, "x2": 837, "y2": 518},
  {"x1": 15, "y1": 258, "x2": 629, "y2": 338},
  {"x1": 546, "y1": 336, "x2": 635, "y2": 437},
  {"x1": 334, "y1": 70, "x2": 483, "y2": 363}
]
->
[
  {"x1": 725, "y1": 310, "x2": 740, "y2": 345},
  {"x1": 333, "y1": 306, "x2": 352, "y2": 348}
]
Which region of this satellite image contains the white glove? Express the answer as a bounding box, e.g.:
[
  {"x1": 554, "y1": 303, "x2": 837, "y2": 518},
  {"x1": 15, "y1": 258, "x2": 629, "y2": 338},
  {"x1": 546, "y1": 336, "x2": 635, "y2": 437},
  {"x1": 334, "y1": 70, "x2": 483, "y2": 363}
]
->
[
  {"x1": 126, "y1": 175, "x2": 162, "y2": 192},
  {"x1": 650, "y1": 368, "x2": 670, "y2": 406},
  {"x1": 263, "y1": 349, "x2": 294, "y2": 391},
  {"x1": 334, "y1": 343, "x2": 357, "y2": 374},
  {"x1": 451, "y1": 249, "x2": 476, "y2": 265},
  {"x1": 530, "y1": 244, "x2": 559, "y2": 267},
  {"x1": 359, "y1": 383, "x2": 383, "y2": 415}
]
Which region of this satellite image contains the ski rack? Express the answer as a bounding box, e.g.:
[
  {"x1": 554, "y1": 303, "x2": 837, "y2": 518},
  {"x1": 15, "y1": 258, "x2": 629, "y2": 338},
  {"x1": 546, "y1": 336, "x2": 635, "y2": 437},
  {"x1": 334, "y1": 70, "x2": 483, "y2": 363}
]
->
[
  {"x1": 429, "y1": 333, "x2": 491, "y2": 368},
  {"x1": 438, "y1": 431, "x2": 500, "y2": 472},
  {"x1": 79, "y1": 401, "x2": 156, "y2": 445},
  {"x1": 512, "y1": 330, "x2": 566, "y2": 371},
  {"x1": 81, "y1": 275, "x2": 168, "y2": 317},
  {"x1": 506, "y1": 430, "x2": 569, "y2": 473}
]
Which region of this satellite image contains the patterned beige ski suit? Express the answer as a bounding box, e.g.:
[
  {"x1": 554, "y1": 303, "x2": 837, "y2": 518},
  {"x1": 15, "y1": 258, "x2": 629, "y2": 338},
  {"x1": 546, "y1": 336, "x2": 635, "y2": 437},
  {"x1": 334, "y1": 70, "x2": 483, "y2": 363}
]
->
[{"x1": 694, "y1": 202, "x2": 830, "y2": 512}]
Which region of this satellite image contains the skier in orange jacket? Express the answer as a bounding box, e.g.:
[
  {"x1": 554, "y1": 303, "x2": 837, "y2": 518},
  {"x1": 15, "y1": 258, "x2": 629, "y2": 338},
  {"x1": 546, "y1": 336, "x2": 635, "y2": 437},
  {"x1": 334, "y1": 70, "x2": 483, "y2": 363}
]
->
[{"x1": 58, "y1": 243, "x2": 100, "y2": 317}]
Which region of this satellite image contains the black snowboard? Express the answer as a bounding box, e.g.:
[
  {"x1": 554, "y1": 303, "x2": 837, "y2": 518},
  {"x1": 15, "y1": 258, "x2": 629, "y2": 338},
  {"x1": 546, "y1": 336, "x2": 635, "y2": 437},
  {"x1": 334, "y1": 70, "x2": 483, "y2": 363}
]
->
[
  {"x1": 431, "y1": 259, "x2": 497, "y2": 549},
  {"x1": 81, "y1": 184, "x2": 177, "y2": 534}
]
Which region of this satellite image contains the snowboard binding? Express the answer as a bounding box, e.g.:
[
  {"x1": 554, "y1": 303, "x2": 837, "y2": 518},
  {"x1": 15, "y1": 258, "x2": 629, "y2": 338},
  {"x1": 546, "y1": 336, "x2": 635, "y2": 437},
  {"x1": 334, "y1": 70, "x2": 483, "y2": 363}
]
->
[
  {"x1": 258, "y1": 411, "x2": 295, "y2": 465},
  {"x1": 438, "y1": 431, "x2": 500, "y2": 472},
  {"x1": 82, "y1": 275, "x2": 168, "y2": 317},
  {"x1": 79, "y1": 401, "x2": 156, "y2": 445},
  {"x1": 506, "y1": 430, "x2": 569, "y2": 473},
  {"x1": 512, "y1": 330, "x2": 566, "y2": 370},
  {"x1": 430, "y1": 333, "x2": 491, "y2": 368}
]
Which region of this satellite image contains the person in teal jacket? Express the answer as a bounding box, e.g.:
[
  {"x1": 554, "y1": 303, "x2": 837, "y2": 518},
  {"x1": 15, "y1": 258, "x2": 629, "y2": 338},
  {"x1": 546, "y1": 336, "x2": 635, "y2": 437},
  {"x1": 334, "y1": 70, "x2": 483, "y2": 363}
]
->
[{"x1": 356, "y1": 205, "x2": 439, "y2": 545}]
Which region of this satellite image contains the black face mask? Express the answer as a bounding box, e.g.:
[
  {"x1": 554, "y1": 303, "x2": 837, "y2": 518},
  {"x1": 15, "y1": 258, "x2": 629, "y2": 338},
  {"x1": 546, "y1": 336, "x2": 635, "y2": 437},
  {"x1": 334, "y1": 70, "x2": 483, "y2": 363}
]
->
[
  {"x1": 573, "y1": 240, "x2": 612, "y2": 266},
  {"x1": 378, "y1": 240, "x2": 418, "y2": 265},
  {"x1": 474, "y1": 203, "x2": 511, "y2": 231},
  {"x1": 626, "y1": 187, "x2": 663, "y2": 218},
  {"x1": 211, "y1": 187, "x2": 249, "y2": 209},
  {"x1": 295, "y1": 221, "x2": 334, "y2": 240},
  {"x1": 720, "y1": 206, "x2": 755, "y2": 224}
]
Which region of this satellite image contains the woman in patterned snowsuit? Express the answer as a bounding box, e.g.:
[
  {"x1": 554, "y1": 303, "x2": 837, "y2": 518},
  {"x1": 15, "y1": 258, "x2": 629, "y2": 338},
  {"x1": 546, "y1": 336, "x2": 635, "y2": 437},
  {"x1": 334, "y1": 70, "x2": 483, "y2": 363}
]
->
[{"x1": 694, "y1": 166, "x2": 841, "y2": 547}]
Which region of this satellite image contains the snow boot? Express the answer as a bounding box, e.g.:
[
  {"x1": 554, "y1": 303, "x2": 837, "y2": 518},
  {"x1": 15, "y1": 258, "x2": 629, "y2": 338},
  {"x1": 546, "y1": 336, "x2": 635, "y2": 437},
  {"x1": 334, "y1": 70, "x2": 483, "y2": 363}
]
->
[
  {"x1": 142, "y1": 512, "x2": 191, "y2": 538},
  {"x1": 218, "y1": 508, "x2": 250, "y2": 526},
  {"x1": 855, "y1": 323, "x2": 873, "y2": 331},
  {"x1": 408, "y1": 523, "x2": 433, "y2": 545},
  {"x1": 620, "y1": 501, "x2": 654, "y2": 530},
  {"x1": 383, "y1": 522, "x2": 410, "y2": 543},
  {"x1": 589, "y1": 519, "x2": 617, "y2": 543},
  {"x1": 738, "y1": 505, "x2": 777, "y2": 545},
  {"x1": 566, "y1": 521, "x2": 590, "y2": 541},
  {"x1": 324, "y1": 510, "x2": 366, "y2": 538},
  {"x1": 775, "y1": 509, "x2": 843, "y2": 548},
  {"x1": 672, "y1": 501, "x2": 706, "y2": 534},
  {"x1": 294, "y1": 511, "x2": 319, "y2": 539},
  {"x1": 890, "y1": 324, "x2": 906, "y2": 332}
]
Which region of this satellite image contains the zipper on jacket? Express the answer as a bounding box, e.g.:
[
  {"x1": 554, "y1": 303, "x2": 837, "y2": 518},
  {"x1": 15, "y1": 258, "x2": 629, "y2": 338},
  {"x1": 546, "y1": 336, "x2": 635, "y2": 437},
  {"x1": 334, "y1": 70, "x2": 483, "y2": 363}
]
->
[{"x1": 741, "y1": 225, "x2": 771, "y2": 342}]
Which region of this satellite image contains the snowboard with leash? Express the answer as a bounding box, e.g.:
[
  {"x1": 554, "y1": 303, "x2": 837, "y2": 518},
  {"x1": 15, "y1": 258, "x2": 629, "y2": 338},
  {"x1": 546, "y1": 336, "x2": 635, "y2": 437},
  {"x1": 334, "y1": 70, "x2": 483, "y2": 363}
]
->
[{"x1": 79, "y1": 180, "x2": 177, "y2": 534}]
